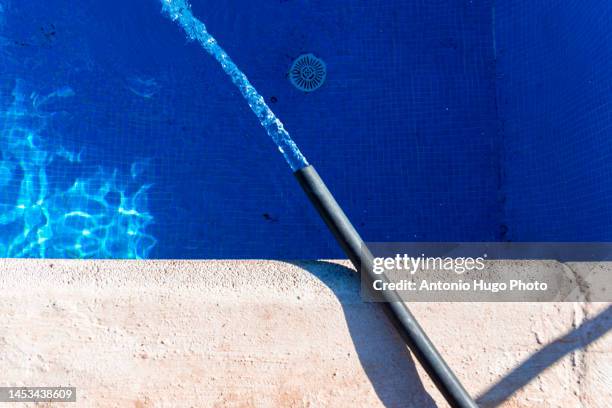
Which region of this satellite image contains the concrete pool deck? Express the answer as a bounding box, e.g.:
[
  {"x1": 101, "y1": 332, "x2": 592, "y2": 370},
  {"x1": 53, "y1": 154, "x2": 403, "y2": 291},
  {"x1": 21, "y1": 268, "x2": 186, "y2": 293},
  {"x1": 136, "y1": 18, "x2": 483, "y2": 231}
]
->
[{"x1": 0, "y1": 259, "x2": 610, "y2": 407}]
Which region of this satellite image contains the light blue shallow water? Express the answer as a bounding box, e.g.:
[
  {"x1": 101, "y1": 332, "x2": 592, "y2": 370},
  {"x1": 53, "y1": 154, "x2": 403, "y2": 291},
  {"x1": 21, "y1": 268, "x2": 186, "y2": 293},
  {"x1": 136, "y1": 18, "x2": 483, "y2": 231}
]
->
[
  {"x1": 160, "y1": 0, "x2": 309, "y2": 172},
  {"x1": 0, "y1": 80, "x2": 155, "y2": 258}
]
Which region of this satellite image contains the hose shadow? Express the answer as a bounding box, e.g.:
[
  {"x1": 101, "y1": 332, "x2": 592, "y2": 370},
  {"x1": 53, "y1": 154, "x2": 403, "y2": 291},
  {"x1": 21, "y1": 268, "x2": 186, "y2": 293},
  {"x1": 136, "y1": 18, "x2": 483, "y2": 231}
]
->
[
  {"x1": 476, "y1": 305, "x2": 612, "y2": 407},
  {"x1": 289, "y1": 260, "x2": 438, "y2": 408}
]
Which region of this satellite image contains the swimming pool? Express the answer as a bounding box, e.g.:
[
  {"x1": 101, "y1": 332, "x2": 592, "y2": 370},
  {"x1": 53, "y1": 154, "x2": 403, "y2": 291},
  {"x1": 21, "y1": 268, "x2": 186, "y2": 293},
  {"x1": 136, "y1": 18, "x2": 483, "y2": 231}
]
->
[{"x1": 1, "y1": 0, "x2": 611, "y2": 259}]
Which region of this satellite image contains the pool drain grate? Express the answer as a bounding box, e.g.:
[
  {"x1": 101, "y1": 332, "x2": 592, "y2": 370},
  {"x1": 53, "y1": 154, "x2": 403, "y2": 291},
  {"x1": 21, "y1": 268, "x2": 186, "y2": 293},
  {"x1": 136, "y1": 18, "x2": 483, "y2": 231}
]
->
[{"x1": 289, "y1": 54, "x2": 326, "y2": 92}]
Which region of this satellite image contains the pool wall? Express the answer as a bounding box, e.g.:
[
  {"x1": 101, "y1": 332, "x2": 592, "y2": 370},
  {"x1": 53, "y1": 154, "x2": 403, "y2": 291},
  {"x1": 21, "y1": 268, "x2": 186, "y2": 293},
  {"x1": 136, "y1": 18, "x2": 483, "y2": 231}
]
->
[{"x1": 495, "y1": 0, "x2": 612, "y2": 241}]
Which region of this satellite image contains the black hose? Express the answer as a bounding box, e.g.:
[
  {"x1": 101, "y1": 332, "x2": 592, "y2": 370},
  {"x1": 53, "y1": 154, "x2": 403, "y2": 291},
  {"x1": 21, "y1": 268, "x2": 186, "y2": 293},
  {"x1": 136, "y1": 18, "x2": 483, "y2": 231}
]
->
[{"x1": 295, "y1": 165, "x2": 478, "y2": 408}]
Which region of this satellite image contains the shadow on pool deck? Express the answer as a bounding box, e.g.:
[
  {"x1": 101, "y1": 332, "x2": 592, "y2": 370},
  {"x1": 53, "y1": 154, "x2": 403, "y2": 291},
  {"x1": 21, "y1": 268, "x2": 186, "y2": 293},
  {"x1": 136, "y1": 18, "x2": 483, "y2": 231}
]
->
[
  {"x1": 290, "y1": 260, "x2": 438, "y2": 408},
  {"x1": 477, "y1": 305, "x2": 612, "y2": 407},
  {"x1": 292, "y1": 260, "x2": 612, "y2": 408}
]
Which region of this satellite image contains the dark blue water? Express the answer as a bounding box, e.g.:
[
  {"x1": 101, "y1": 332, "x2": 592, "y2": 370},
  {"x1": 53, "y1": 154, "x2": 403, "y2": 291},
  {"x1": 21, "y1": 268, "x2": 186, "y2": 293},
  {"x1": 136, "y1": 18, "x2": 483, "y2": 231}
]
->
[
  {"x1": 495, "y1": 1, "x2": 612, "y2": 241},
  {"x1": 0, "y1": 1, "x2": 610, "y2": 259},
  {"x1": 160, "y1": 0, "x2": 309, "y2": 172}
]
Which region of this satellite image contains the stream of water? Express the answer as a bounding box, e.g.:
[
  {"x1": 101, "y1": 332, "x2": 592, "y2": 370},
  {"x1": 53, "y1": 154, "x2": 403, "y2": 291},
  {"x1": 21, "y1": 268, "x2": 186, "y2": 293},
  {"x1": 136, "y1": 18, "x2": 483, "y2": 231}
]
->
[{"x1": 160, "y1": 0, "x2": 309, "y2": 172}]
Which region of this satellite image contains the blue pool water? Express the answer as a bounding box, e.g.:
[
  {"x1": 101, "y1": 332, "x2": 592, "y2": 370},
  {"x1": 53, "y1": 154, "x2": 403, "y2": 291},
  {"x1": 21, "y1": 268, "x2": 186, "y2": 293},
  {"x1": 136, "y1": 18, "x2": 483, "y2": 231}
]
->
[
  {"x1": 0, "y1": 1, "x2": 611, "y2": 259},
  {"x1": 0, "y1": 80, "x2": 155, "y2": 257},
  {"x1": 160, "y1": 0, "x2": 309, "y2": 172}
]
